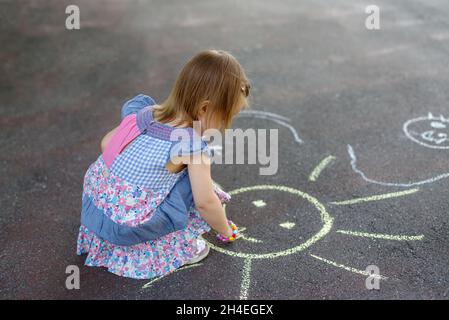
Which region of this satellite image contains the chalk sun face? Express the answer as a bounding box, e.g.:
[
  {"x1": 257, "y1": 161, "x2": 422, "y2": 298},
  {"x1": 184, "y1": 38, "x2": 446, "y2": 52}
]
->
[
  {"x1": 404, "y1": 113, "x2": 449, "y2": 149},
  {"x1": 204, "y1": 185, "x2": 332, "y2": 259}
]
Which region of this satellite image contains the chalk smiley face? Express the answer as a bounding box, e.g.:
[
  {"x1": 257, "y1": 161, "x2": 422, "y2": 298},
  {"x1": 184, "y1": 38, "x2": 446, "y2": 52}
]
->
[
  {"x1": 404, "y1": 113, "x2": 449, "y2": 149},
  {"x1": 205, "y1": 185, "x2": 333, "y2": 259},
  {"x1": 349, "y1": 111, "x2": 449, "y2": 187}
]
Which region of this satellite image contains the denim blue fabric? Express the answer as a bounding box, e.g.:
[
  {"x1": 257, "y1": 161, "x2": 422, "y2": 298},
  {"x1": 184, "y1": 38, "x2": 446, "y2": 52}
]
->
[
  {"x1": 81, "y1": 171, "x2": 194, "y2": 246},
  {"x1": 121, "y1": 94, "x2": 156, "y2": 120}
]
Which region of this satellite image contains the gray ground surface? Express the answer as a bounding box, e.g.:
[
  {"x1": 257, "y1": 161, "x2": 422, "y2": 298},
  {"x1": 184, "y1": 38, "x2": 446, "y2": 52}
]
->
[{"x1": 1, "y1": 0, "x2": 449, "y2": 299}]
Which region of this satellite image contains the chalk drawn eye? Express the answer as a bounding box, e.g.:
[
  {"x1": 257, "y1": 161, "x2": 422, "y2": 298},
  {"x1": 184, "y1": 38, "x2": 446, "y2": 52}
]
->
[
  {"x1": 431, "y1": 121, "x2": 447, "y2": 129},
  {"x1": 252, "y1": 200, "x2": 266, "y2": 208},
  {"x1": 279, "y1": 222, "x2": 295, "y2": 230}
]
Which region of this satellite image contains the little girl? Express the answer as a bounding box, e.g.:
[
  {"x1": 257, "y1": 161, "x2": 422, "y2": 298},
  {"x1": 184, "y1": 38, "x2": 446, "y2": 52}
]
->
[{"x1": 77, "y1": 49, "x2": 251, "y2": 279}]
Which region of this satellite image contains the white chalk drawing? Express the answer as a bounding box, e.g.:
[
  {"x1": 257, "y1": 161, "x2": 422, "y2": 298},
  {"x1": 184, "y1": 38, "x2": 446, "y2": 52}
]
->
[
  {"x1": 349, "y1": 145, "x2": 449, "y2": 187},
  {"x1": 349, "y1": 113, "x2": 449, "y2": 187},
  {"x1": 238, "y1": 110, "x2": 304, "y2": 145},
  {"x1": 404, "y1": 113, "x2": 449, "y2": 149}
]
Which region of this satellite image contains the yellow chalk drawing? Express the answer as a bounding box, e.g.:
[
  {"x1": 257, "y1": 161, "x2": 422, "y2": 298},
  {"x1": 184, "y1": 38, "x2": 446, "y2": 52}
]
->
[
  {"x1": 140, "y1": 163, "x2": 424, "y2": 298},
  {"x1": 252, "y1": 200, "x2": 267, "y2": 208},
  {"x1": 205, "y1": 184, "x2": 333, "y2": 300},
  {"x1": 206, "y1": 185, "x2": 334, "y2": 260},
  {"x1": 240, "y1": 235, "x2": 263, "y2": 243},
  {"x1": 309, "y1": 254, "x2": 387, "y2": 280},
  {"x1": 235, "y1": 226, "x2": 264, "y2": 243},
  {"x1": 330, "y1": 188, "x2": 419, "y2": 205},
  {"x1": 337, "y1": 230, "x2": 424, "y2": 241},
  {"x1": 309, "y1": 155, "x2": 336, "y2": 182},
  {"x1": 240, "y1": 259, "x2": 253, "y2": 300},
  {"x1": 205, "y1": 182, "x2": 423, "y2": 299},
  {"x1": 141, "y1": 263, "x2": 203, "y2": 289},
  {"x1": 280, "y1": 222, "x2": 296, "y2": 230}
]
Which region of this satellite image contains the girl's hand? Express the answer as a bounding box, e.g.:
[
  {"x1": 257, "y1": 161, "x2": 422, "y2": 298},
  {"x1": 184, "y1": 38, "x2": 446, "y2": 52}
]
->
[
  {"x1": 222, "y1": 225, "x2": 234, "y2": 238},
  {"x1": 217, "y1": 220, "x2": 239, "y2": 243}
]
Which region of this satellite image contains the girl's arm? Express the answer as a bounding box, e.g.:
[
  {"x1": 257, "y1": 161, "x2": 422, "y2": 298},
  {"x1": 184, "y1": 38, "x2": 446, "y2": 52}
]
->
[
  {"x1": 100, "y1": 126, "x2": 119, "y2": 152},
  {"x1": 187, "y1": 154, "x2": 233, "y2": 237}
]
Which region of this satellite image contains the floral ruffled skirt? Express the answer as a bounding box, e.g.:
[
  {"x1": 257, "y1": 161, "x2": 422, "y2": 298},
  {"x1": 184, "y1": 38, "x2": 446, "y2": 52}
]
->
[{"x1": 76, "y1": 208, "x2": 211, "y2": 279}]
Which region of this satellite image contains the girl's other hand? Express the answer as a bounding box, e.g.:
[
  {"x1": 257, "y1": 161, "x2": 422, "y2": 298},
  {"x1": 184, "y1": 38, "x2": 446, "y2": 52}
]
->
[{"x1": 100, "y1": 126, "x2": 119, "y2": 152}]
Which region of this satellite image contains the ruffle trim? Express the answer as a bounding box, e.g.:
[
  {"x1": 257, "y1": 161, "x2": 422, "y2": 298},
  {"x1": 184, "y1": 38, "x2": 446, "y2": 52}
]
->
[{"x1": 76, "y1": 209, "x2": 211, "y2": 279}]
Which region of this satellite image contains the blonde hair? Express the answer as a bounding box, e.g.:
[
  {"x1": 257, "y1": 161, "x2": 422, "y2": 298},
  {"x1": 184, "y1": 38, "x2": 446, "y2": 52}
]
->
[{"x1": 154, "y1": 49, "x2": 250, "y2": 129}]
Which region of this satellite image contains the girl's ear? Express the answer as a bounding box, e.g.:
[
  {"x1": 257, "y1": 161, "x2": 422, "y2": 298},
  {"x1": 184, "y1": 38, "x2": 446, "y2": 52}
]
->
[{"x1": 198, "y1": 100, "x2": 210, "y2": 117}]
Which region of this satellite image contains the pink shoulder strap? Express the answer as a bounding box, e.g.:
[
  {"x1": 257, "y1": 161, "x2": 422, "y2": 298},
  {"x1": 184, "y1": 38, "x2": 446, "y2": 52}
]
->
[{"x1": 102, "y1": 114, "x2": 141, "y2": 168}]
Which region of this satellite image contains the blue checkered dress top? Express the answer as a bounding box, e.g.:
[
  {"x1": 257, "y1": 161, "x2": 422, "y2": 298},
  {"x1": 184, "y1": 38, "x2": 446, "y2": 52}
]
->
[{"x1": 110, "y1": 94, "x2": 209, "y2": 192}]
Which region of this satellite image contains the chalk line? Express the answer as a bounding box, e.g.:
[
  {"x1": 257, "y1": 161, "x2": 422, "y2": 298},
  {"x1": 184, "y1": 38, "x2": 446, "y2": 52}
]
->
[
  {"x1": 309, "y1": 155, "x2": 336, "y2": 182},
  {"x1": 240, "y1": 258, "x2": 253, "y2": 300},
  {"x1": 309, "y1": 254, "x2": 387, "y2": 280},
  {"x1": 403, "y1": 115, "x2": 449, "y2": 150},
  {"x1": 233, "y1": 227, "x2": 263, "y2": 243},
  {"x1": 348, "y1": 144, "x2": 449, "y2": 187},
  {"x1": 239, "y1": 110, "x2": 291, "y2": 122},
  {"x1": 206, "y1": 185, "x2": 333, "y2": 259},
  {"x1": 336, "y1": 230, "x2": 424, "y2": 241},
  {"x1": 252, "y1": 200, "x2": 267, "y2": 208},
  {"x1": 279, "y1": 222, "x2": 296, "y2": 230},
  {"x1": 238, "y1": 110, "x2": 304, "y2": 144},
  {"x1": 240, "y1": 235, "x2": 263, "y2": 243},
  {"x1": 330, "y1": 188, "x2": 419, "y2": 206},
  {"x1": 141, "y1": 263, "x2": 203, "y2": 289}
]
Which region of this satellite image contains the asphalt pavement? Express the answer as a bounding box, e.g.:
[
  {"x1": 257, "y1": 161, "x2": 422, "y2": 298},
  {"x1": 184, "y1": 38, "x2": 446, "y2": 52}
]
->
[{"x1": 1, "y1": 0, "x2": 448, "y2": 299}]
